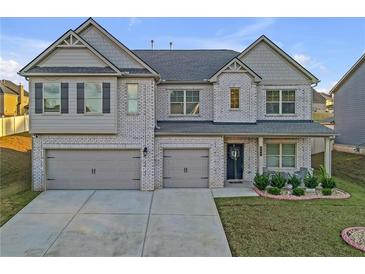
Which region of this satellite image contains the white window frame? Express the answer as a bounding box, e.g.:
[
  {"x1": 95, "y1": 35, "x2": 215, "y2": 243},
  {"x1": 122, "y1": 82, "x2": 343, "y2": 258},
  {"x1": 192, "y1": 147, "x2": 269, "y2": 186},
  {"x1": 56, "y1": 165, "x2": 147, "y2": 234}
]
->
[
  {"x1": 266, "y1": 89, "x2": 296, "y2": 115},
  {"x1": 127, "y1": 83, "x2": 139, "y2": 114},
  {"x1": 266, "y1": 143, "x2": 297, "y2": 168},
  {"x1": 43, "y1": 82, "x2": 61, "y2": 114},
  {"x1": 84, "y1": 82, "x2": 103, "y2": 114},
  {"x1": 230, "y1": 87, "x2": 240, "y2": 109},
  {"x1": 169, "y1": 90, "x2": 200, "y2": 116}
]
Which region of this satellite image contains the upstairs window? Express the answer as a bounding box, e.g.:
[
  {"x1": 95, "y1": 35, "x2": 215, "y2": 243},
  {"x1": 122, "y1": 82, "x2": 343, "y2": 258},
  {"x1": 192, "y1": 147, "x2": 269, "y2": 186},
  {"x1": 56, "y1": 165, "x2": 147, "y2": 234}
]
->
[
  {"x1": 127, "y1": 84, "x2": 138, "y2": 114},
  {"x1": 266, "y1": 90, "x2": 295, "y2": 114},
  {"x1": 266, "y1": 143, "x2": 296, "y2": 168},
  {"x1": 170, "y1": 90, "x2": 199, "y2": 115},
  {"x1": 230, "y1": 88, "x2": 240, "y2": 109},
  {"x1": 43, "y1": 83, "x2": 60, "y2": 113},
  {"x1": 85, "y1": 83, "x2": 102, "y2": 113}
]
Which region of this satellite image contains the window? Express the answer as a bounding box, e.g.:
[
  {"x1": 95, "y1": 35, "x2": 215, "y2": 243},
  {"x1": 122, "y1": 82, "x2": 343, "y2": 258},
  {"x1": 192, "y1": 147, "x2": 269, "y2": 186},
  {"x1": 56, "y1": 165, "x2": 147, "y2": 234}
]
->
[
  {"x1": 266, "y1": 90, "x2": 295, "y2": 114},
  {"x1": 170, "y1": 90, "x2": 199, "y2": 115},
  {"x1": 266, "y1": 143, "x2": 296, "y2": 168},
  {"x1": 43, "y1": 83, "x2": 60, "y2": 113},
  {"x1": 85, "y1": 83, "x2": 102, "y2": 113},
  {"x1": 230, "y1": 88, "x2": 240, "y2": 109},
  {"x1": 127, "y1": 84, "x2": 138, "y2": 114}
]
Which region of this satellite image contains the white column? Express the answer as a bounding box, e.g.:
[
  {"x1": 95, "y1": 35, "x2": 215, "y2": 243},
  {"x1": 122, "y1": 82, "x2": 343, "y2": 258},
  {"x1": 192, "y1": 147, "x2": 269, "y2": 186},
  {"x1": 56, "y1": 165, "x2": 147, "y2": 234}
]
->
[
  {"x1": 324, "y1": 137, "x2": 332, "y2": 176},
  {"x1": 258, "y1": 137, "x2": 264, "y2": 174}
]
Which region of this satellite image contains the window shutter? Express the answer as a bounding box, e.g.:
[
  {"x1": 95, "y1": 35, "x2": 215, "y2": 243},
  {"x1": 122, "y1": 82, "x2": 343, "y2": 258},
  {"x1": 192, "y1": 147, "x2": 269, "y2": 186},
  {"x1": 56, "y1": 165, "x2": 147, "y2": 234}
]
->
[
  {"x1": 61, "y1": 83, "x2": 69, "y2": 113},
  {"x1": 102, "y1": 82, "x2": 111, "y2": 113},
  {"x1": 77, "y1": 83, "x2": 84, "y2": 114},
  {"x1": 34, "y1": 83, "x2": 43, "y2": 113}
]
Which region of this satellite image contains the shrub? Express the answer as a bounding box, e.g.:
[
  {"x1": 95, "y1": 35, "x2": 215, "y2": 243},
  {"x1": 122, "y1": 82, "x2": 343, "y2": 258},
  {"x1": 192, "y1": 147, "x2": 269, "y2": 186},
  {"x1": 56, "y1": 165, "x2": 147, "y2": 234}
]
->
[
  {"x1": 288, "y1": 174, "x2": 301, "y2": 189},
  {"x1": 267, "y1": 187, "x2": 281, "y2": 195},
  {"x1": 271, "y1": 172, "x2": 286, "y2": 189},
  {"x1": 318, "y1": 165, "x2": 336, "y2": 189},
  {"x1": 304, "y1": 174, "x2": 318, "y2": 189},
  {"x1": 322, "y1": 188, "x2": 332, "y2": 196},
  {"x1": 254, "y1": 173, "x2": 270, "y2": 190},
  {"x1": 292, "y1": 188, "x2": 305, "y2": 196}
]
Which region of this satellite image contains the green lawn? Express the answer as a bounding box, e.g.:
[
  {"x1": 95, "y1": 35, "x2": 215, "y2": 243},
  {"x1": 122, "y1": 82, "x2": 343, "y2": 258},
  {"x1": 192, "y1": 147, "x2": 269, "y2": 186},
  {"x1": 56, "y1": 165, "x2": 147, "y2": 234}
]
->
[
  {"x1": 0, "y1": 133, "x2": 40, "y2": 226},
  {"x1": 215, "y1": 151, "x2": 365, "y2": 256},
  {"x1": 312, "y1": 112, "x2": 333, "y2": 122}
]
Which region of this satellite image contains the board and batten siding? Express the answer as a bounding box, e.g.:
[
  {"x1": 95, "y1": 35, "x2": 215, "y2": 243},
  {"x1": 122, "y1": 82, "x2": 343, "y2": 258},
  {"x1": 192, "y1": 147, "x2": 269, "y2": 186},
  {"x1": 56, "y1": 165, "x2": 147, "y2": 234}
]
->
[
  {"x1": 38, "y1": 48, "x2": 107, "y2": 67},
  {"x1": 334, "y1": 60, "x2": 365, "y2": 145},
  {"x1": 29, "y1": 77, "x2": 117, "y2": 134}
]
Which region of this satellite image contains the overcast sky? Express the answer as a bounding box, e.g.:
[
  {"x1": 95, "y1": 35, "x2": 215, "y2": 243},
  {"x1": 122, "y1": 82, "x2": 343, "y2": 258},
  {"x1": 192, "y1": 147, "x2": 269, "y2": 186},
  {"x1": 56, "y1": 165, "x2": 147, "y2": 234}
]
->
[{"x1": 1, "y1": 17, "x2": 364, "y2": 93}]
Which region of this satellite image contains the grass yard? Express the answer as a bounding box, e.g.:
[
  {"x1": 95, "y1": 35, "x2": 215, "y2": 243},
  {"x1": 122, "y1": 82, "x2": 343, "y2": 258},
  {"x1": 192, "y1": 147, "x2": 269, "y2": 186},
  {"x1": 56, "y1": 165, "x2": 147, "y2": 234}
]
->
[
  {"x1": 215, "y1": 151, "x2": 365, "y2": 256},
  {"x1": 312, "y1": 112, "x2": 333, "y2": 122},
  {"x1": 0, "y1": 133, "x2": 39, "y2": 226}
]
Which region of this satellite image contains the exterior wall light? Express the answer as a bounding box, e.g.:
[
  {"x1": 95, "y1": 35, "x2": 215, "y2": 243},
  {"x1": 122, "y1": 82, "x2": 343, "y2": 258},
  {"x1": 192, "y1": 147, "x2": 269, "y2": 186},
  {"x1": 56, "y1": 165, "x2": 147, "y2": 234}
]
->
[{"x1": 143, "y1": 147, "x2": 148, "y2": 157}]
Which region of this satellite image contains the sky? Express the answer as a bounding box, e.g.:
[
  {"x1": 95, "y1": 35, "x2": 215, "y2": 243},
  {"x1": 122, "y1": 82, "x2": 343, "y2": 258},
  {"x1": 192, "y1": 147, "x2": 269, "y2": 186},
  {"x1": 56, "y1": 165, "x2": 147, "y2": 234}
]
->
[{"x1": 1, "y1": 17, "x2": 364, "y2": 93}]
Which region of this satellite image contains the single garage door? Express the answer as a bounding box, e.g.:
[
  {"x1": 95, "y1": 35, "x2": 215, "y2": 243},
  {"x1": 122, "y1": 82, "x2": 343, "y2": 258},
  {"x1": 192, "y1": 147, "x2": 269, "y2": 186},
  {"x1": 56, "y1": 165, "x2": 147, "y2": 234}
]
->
[
  {"x1": 46, "y1": 149, "x2": 140, "y2": 190},
  {"x1": 163, "y1": 149, "x2": 209, "y2": 188}
]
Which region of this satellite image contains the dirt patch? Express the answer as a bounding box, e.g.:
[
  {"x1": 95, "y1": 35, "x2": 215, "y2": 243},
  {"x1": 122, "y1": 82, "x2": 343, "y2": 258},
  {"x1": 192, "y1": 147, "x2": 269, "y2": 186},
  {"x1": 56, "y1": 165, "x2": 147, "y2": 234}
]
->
[{"x1": 0, "y1": 133, "x2": 32, "y2": 152}]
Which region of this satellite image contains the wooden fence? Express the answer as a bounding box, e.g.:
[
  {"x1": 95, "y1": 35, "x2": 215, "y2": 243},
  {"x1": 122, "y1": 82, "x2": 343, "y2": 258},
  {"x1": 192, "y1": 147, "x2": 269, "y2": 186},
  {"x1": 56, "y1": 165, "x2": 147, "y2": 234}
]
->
[{"x1": 0, "y1": 115, "x2": 29, "y2": 137}]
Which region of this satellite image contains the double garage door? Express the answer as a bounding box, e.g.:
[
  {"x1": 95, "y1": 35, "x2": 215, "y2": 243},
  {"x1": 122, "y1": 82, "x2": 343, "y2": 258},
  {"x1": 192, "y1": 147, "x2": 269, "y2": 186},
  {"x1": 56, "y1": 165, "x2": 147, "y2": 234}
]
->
[
  {"x1": 46, "y1": 150, "x2": 140, "y2": 190},
  {"x1": 46, "y1": 148, "x2": 210, "y2": 189}
]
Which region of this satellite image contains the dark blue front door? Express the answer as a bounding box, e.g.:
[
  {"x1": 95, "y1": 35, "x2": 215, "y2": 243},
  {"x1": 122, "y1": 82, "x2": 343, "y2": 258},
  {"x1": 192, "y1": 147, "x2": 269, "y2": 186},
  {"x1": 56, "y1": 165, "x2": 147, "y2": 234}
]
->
[{"x1": 227, "y1": 144, "x2": 243, "y2": 180}]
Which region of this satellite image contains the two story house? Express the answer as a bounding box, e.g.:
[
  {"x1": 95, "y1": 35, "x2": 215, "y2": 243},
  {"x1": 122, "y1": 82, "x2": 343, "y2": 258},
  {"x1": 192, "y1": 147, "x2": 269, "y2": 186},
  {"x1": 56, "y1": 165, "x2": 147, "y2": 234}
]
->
[{"x1": 19, "y1": 18, "x2": 334, "y2": 191}]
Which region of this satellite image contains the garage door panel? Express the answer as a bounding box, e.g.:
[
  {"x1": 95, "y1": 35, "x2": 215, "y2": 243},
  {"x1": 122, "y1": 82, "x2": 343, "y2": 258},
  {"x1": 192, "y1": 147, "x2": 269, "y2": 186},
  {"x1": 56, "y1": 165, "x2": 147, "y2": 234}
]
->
[
  {"x1": 46, "y1": 149, "x2": 140, "y2": 190},
  {"x1": 163, "y1": 149, "x2": 209, "y2": 188}
]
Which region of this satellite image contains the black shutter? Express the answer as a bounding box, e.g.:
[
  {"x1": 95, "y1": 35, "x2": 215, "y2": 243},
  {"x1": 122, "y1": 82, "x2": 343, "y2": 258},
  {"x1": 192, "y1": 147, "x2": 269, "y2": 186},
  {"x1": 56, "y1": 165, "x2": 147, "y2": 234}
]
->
[
  {"x1": 61, "y1": 83, "x2": 69, "y2": 113},
  {"x1": 102, "y1": 82, "x2": 110, "y2": 113},
  {"x1": 34, "y1": 83, "x2": 43, "y2": 113},
  {"x1": 77, "y1": 83, "x2": 84, "y2": 114}
]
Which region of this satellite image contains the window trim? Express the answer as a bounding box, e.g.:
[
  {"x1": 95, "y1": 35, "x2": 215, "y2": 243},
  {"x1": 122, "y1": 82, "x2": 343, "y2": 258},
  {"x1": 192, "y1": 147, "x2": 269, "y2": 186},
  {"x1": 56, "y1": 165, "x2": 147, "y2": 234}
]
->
[
  {"x1": 266, "y1": 142, "x2": 297, "y2": 168},
  {"x1": 127, "y1": 83, "x2": 139, "y2": 115},
  {"x1": 230, "y1": 87, "x2": 240, "y2": 110},
  {"x1": 265, "y1": 89, "x2": 296, "y2": 115},
  {"x1": 84, "y1": 82, "x2": 103, "y2": 115},
  {"x1": 169, "y1": 90, "x2": 200, "y2": 116},
  {"x1": 42, "y1": 82, "x2": 61, "y2": 114}
]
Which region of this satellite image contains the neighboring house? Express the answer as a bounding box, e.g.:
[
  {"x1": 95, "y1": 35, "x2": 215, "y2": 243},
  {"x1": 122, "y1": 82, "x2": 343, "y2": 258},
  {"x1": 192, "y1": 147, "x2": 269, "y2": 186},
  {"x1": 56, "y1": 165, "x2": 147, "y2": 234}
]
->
[
  {"x1": 312, "y1": 89, "x2": 327, "y2": 112},
  {"x1": 321, "y1": 92, "x2": 334, "y2": 113},
  {"x1": 19, "y1": 18, "x2": 334, "y2": 191},
  {"x1": 0, "y1": 80, "x2": 29, "y2": 116},
  {"x1": 330, "y1": 53, "x2": 365, "y2": 148}
]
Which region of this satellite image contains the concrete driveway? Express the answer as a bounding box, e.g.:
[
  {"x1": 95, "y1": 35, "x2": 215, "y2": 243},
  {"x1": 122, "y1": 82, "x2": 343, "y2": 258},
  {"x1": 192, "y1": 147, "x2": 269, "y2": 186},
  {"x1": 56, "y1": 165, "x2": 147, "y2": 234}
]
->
[{"x1": 0, "y1": 189, "x2": 231, "y2": 257}]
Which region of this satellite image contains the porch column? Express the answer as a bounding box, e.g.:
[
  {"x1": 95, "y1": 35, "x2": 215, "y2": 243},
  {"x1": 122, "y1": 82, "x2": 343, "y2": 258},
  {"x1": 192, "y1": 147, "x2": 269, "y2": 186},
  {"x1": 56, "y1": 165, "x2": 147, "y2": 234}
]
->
[
  {"x1": 258, "y1": 137, "x2": 264, "y2": 174},
  {"x1": 324, "y1": 137, "x2": 332, "y2": 176}
]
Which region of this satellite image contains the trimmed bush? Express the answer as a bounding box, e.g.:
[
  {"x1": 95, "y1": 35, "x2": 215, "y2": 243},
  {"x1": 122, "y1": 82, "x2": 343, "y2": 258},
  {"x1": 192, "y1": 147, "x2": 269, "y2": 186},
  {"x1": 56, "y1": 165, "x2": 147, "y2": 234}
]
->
[
  {"x1": 271, "y1": 172, "x2": 286, "y2": 189},
  {"x1": 319, "y1": 165, "x2": 336, "y2": 189},
  {"x1": 254, "y1": 173, "x2": 270, "y2": 190},
  {"x1": 304, "y1": 174, "x2": 318, "y2": 189},
  {"x1": 322, "y1": 188, "x2": 332, "y2": 196},
  {"x1": 288, "y1": 175, "x2": 301, "y2": 189},
  {"x1": 267, "y1": 187, "x2": 281, "y2": 195},
  {"x1": 292, "y1": 188, "x2": 305, "y2": 196}
]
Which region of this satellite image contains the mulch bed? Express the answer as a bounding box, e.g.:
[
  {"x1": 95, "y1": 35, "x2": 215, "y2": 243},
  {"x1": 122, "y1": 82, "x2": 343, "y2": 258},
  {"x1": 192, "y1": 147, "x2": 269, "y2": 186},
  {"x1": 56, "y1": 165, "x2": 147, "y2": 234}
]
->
[
  {"x1": 253, "y1": 187, "x2": 351, "y2": 200},
  {"x1": 341, "y1": 227, "x2": 365, "y2": 253}
]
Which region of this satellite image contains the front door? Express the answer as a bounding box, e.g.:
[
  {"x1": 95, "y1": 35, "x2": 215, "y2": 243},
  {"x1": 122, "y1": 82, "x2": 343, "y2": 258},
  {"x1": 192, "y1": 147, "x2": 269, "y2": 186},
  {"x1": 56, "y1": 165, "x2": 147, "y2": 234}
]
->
[{"x1": 227, "y1": 144, "x2": 243, "y2": 180}]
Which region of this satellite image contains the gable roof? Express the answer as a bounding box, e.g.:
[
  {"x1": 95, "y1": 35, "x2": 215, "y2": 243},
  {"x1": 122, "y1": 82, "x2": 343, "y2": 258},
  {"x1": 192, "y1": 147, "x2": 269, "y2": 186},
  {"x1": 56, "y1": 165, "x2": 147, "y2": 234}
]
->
[
  {"x1": 330, "y1": 53, "x2": 365, "y2": 94},
  {"x1": 312, "y1": 89, "x2": 326, "y2": 104},
  {"x1": 209, "y1": 57, "x2": 261, "y2": 82},
  {"x1": 19, "y1": 30, "x2": 121, "y2": 76},
  {"x1": 237, "y1": 35, "x2": 319, "y2": 84},
  {"x1": 133, "y1": 49, "x2": 239, "y2": 81},
  {"x1": 75, "y1": 18, "x2": 159, "y2": 77},
  {"x1": 0, "y1": 80, "x2": 28, "y2": 96}
]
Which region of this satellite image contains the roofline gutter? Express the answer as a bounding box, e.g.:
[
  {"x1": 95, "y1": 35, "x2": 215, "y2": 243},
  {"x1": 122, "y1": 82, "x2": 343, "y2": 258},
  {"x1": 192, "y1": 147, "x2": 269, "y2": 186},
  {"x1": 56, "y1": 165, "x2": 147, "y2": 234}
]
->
[{"x1": 155, "y1": 132, "x2": 337, "y2": 137}]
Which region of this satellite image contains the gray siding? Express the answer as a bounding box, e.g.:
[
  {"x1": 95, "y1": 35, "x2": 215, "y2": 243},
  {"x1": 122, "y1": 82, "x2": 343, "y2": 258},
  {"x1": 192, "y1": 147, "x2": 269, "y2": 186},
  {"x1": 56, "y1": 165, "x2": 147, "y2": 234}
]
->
[
  {"x1": 38, "y1": 48, "x2": 106, "y2": 67},
  {"x1": 334, "y1": 60, "x2": 365, "y2": 145},
  {"x1": 79, "y1": 25, "x2": 143, "y2": 69},
  {"x1": 29, "y1": 76, "x2": 118, "y2": 134}
]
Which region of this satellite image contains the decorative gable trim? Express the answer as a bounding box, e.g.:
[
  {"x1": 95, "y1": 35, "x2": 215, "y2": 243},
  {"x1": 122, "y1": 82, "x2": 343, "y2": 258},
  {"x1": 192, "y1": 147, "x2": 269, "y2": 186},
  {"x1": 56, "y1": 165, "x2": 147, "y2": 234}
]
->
[
  {"x1": 237, "y1": 35, "x2": 319, "y2": 84},
  {"x1": 209, "y1": 58, "x2": 262, "y2": 83},
  {"x1": 19, "y1": 30, "x2": 121, "y2": 76},
  {"x1": 75, "y1": 18, "x2": 160, "y2": 77}
]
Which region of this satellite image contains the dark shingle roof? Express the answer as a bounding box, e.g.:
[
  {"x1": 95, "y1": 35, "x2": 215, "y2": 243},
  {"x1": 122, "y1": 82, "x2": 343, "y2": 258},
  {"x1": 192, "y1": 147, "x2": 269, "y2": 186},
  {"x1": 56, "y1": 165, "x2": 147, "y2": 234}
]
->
[
  {"x1": 133, "y1": 50, "x2": 239, "y2": 81},
  {"x1": 27, "y1": 66, "x2": 117, "y2": 74},
  {"x1": 312, "y1": 89, "x2": 326, "y2": 104},
  {"x1": 119, "y1": 68, "x2": 151, "y2": 74},
  {"x1": 155, "y1": 121, "x2": 335, "y2": 136},
  {"x1": 0, "y1": 80, "x2": 28, "y2": 96}
]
